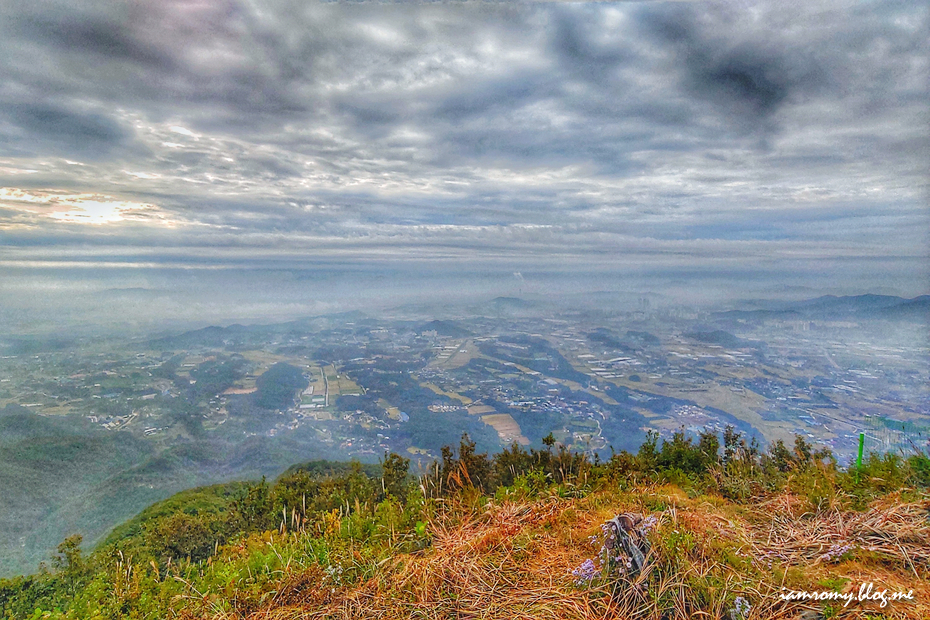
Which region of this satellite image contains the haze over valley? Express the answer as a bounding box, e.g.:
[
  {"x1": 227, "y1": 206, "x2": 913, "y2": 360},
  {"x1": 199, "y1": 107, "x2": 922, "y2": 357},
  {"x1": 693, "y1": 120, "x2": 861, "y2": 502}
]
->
[
  {"x1": 0, "y1": 0, "x2": 927, "y2": 594},
  {"x1": 1, "y1": 293, "x2": 927, "y2": 574}
]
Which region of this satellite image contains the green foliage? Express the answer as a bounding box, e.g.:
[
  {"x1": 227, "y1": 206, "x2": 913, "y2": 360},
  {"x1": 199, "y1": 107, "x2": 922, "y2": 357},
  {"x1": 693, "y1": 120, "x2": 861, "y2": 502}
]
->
[
  {"x1": 636, "y1": 430, "x2": 660, "y2": 472},
  {"x1": 380, "y1": 451, "x2": 410, "y2": 501},
  {"x1": 142, "y1": 511, "x2": 233, "y2": 564},
  {"x1": 188, "y1": 356, "x2": 249, "y2": 400},
  {"x1": 0, "y1": 431, "x2": 923, "y2": 619},
  {"x1": 253, "y1": 363, "x2": 308, "y2": 410},
  {"x1": 838, "y1": 450, "x2": 928, "y2": 509},
  {"x1": 818, "y1": 575, "x2": 849, "y2": 592},
  {"x1": 102, "y1": 482, "x2": 245, "y2": 548},
  {"x1": 764, "y1": 438, "x2": 793, "y2": 473},
  {"x1": 231, "y1": 477, "x2": 276, "y2": 533},
  {"x1": 655, "y1": 428, "x2": 719, "y2": 475},
  {"x1": 52, "y1": 535, "x2": 88, "y2": 599},
  {"x1": 441, "y1": 434, "x2": 492, "y2": 491},
  {"x1": 0, "y1": 574, "x2": 60, "y2": 619},
  {"x1": 908, "y1": 451, "x2": 930, "y2": 487},
  {"x1": 282, "y1": 459, "x2": 381, "y2": 479}
]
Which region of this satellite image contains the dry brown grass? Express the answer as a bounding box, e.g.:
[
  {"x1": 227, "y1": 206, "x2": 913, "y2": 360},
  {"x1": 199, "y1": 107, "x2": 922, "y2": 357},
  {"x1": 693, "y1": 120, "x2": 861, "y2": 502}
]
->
[
  {"x1": 744, "y1": 494, "x2": 930, "y2": 619},
  {"x1": 243, "y1": 499, "x2": 619, "y2": 620},
  {"x1": 749, "y1": 494, "x2": 930, "y2": 570},
  {"x1": 183, "y1": 489, "x2": 929, "y2": 620}
]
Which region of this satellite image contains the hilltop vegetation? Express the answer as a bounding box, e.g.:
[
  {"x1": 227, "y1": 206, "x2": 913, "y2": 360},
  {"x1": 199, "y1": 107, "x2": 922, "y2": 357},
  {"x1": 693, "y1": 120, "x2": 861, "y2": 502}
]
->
[{"x1": 1, "y1": 427, "x2": 928, "y2": 620}]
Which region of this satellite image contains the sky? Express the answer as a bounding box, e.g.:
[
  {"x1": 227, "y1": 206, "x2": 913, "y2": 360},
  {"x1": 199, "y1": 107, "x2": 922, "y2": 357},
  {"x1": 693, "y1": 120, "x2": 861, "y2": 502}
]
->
[{"x1": 0, "y1": 0, "x2": 927, "y2": 331}]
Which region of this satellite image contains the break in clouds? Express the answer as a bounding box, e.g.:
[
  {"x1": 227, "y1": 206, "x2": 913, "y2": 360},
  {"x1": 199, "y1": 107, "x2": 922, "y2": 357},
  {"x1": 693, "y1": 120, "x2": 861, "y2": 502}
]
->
[{"x1": 0, "y1": 0, "x2": 927, "y2": 329}]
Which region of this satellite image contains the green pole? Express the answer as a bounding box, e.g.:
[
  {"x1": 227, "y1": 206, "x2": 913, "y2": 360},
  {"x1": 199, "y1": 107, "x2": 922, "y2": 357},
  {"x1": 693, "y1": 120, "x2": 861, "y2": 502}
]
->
[{"x1": 856, "y1": 432, "x2": 865, "y2": 482}]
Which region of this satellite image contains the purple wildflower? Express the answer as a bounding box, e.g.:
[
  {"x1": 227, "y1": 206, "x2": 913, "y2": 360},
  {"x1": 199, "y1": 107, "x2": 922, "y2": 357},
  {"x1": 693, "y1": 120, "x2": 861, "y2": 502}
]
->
[
  {"x1": 637, "y1": 515, "x2": 659, "y2": 536},
  {"x1": 730, "y1": 596, "x2": 751, "y2": 620},
  {"x1": 571, "y1": 558, "x2": 599, "y2": 584},
  {"x1": 820, "y1": 543, "x2": 855, "y2": 563}
]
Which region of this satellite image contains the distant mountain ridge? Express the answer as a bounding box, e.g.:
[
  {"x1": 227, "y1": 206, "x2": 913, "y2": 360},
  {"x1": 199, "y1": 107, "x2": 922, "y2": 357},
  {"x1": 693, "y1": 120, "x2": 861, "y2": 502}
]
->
[
  {"x1": 148, "y1": 310, "x2": 369, "y2": 349},
  {"x1": 877, "y1": 295, "x2": 930, "y2": 319},
  {"x1": 150, "y1": 297, "x2": 541, "y2": 346},
  {"x1": 146, "y1": 293, "x2": 926, "y2": 350},
  {"x1": 716, "y1": 294, "x2": 929, "y2": 322}
]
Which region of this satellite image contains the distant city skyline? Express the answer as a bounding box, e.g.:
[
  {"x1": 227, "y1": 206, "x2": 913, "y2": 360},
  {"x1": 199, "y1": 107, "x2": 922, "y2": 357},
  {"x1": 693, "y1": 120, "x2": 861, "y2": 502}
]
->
[{"x1": 0, "y1": 1, "x2": 927, "y2": 330}]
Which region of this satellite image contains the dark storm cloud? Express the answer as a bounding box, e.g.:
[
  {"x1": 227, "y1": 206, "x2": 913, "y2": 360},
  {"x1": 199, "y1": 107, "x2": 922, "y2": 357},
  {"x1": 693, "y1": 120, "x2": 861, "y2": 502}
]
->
[{"x1": 633, "y1": 3, "x2": 825, "y2": 132}]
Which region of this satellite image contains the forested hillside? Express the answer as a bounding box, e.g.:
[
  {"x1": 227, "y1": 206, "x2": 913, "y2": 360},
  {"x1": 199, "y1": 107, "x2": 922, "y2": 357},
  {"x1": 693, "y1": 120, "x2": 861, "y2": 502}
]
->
[{"x1": 1, "y1": 428, "x2": 928, "y2": 619}]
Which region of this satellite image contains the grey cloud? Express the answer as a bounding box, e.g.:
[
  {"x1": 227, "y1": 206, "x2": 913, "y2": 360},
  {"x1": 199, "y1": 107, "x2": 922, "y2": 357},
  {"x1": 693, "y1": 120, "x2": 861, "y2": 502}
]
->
[
  {"x1": 1, "y1": 101, "x2": 131, "y2": 158},
  {"x1": 633, "y1": 4, "x2": 825, "y2": 132},
  {"x1": 2, "y1": 0, "x2": 312, "y2": 128},
  {"x1": 0, "y1": 0, "x2": 926, "y2": 319},
  {"x1": 24, "y1": 13, "x2": 179, "y2": 71},
  {"x1": 433, "y1": 73, "x2": 553, "y2": 123},
  {"x1": 549, "y1": 5, "x2": 635, "y2": 83}
]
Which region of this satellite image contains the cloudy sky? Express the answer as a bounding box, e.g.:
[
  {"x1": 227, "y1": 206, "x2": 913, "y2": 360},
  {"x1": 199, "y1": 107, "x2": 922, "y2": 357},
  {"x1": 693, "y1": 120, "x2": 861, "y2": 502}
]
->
[{"x1": 0, "y1": 0, "x2": 927, "y2": 330}]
